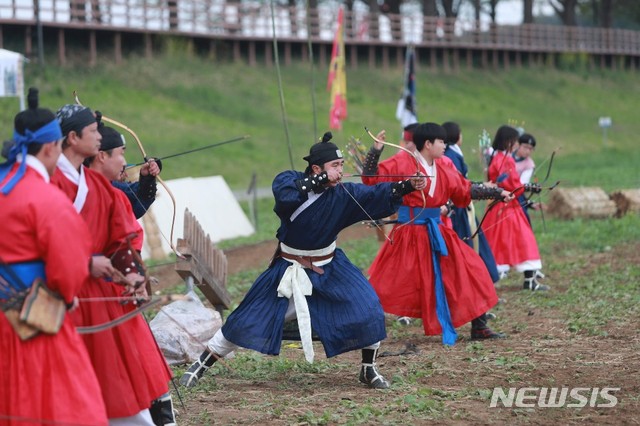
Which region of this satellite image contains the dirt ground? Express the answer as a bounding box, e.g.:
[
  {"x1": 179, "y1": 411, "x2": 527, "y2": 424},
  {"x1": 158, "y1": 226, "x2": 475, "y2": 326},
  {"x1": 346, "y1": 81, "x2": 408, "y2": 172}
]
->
[{"x1": 154, "y1": 227, "x2": 640, "y2": 425}]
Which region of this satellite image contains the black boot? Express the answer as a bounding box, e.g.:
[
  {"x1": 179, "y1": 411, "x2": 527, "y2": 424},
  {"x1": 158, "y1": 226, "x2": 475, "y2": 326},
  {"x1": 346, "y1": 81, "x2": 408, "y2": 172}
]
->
[
  {"x1": 470, "y1": 313, "x2": 507, "y2": 339},
  {"x1": 359, "y1": 348, "x2": 390, "y2": 389},
  {"x1": 179, "y1": 350, "x2": 218, "y2": 388},
  {"x1": 523, "y1": 270, "x2": 550, "y2": 291},
  {"x1": 149, "y1": 392, "x2": 176, "y2": 426}
]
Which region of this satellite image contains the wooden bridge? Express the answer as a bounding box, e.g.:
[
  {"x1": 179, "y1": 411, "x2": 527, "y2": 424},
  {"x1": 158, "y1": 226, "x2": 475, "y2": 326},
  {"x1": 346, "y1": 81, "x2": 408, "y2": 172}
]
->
[{"x1": 1, "y1": 1, "x2": 638, "y2": 69}]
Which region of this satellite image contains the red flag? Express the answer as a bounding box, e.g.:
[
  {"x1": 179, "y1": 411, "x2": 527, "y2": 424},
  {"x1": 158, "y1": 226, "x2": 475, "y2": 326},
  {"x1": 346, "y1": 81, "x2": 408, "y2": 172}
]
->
[{"x1": 328, "y1": 7, "x2": 347, "y2": 130}]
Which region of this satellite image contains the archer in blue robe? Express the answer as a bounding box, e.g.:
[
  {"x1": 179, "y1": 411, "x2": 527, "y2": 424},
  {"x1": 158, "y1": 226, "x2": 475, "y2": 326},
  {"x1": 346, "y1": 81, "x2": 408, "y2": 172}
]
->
[{"x1": 221, "y1": 170, "x2": 405, "y2": 358}]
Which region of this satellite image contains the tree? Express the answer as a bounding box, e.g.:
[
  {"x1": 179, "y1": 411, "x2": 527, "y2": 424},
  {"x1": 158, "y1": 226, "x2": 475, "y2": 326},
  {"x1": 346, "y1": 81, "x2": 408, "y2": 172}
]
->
[
  {"x1": 422, "y1": 0, "x2": 439, "y2": 17},
  {"x1": 440, "y1": 0, "x2": 464, "y2": 18},
  {"x1": 549, "y1": 0, "x2": 580, "y2": 26},
  {"x1": 598, "y1": 0, "x2": 614, "y2": 27},
  {"x1": 524, "y1": 0, "x2": 534, "y2": 23}
]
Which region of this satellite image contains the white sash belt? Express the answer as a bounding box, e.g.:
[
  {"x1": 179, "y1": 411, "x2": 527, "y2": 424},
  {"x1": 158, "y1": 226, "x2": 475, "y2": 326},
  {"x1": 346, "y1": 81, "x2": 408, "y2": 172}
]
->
[{"x1": 277, "y1": 242, "x2": 335, "y2": 363}]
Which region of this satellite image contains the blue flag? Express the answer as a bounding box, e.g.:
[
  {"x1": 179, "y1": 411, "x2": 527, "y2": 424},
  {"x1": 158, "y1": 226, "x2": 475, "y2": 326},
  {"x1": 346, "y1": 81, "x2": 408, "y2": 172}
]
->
[{"x1": 396, "y1": 46, "x2": 418, "y2": 128}]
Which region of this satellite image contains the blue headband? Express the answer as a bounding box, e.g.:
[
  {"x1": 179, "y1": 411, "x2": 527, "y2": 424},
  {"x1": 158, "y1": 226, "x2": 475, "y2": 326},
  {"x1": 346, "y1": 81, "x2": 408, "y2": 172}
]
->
[{"x1": 0, "y1": 119, "x2": 62, "y2": 195}]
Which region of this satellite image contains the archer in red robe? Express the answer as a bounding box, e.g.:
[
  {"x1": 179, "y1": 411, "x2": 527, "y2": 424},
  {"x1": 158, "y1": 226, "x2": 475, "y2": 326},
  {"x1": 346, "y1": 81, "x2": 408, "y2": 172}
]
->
[
  {"x1": 1, "y1": 98, "x2": 108, "y2": 425},
  {"x1": 51, "y1": 105, "x2": 172, "y2": 421},
  {"x1": 481, "y1": 125, "x2": 548, "y2": 291},
  {"x1": 362, "y1": 124, "x2": 507, "y2": 343}
]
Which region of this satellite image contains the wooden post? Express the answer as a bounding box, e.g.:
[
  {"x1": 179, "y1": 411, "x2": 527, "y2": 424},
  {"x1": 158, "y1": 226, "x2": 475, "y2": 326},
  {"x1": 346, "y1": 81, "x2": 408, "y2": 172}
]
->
[
  {"x1": 442, "y1": 48, "x2": 450, "y2": 73},
  {"x1": 89, "y1": 30, "x2": 96, "y2": 67},
  {"x1": 145, "y1": 33, "x2": 153, "y2": 59},
  {"x1": 58, "y1": 29, "x2": 66, "y2": 66},
  {"x1": 265, "y1": 42, "x2": 272, "y2": 67},
  {"x1": 25, "y1": 27, "x2": 32, "y2": 58},
  {"x1": 368, "y1": 45, "x2": 375, "y2": 68},
  {"x1": 350, "y1": 44, "x2": 357, "y2": 70},
  {"x1": 284, "y1": 43, "x2": 291, "y2": 66},
  {"x1": 114, "y1": 32, "x2": 122, "y2": 65},
  {"x1": 233, "y1": 40, "x2": 241, "y2": 63},
  {"x1": 382, "y1": 46, "x2": 389, "y2": 71},
  {"x1": 248, "y1": 41, "x2": 256, "y2": 67}
]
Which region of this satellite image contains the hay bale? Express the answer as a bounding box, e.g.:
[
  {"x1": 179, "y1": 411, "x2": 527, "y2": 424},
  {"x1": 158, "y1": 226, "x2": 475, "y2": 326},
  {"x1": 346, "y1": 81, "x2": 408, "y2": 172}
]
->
[
  {"x1": 610, "y1": 189, "x2": 640, "y2": 218},
  {"x1": 547, "y1": 187, "x2": 616, "y2": 219}
]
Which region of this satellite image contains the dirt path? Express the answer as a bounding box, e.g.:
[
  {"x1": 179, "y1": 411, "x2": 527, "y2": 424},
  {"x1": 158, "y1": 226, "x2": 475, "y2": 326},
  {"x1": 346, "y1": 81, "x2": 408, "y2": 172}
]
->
[{"x1": 154, "y1": 231, "x2": 640, "y2": 425}]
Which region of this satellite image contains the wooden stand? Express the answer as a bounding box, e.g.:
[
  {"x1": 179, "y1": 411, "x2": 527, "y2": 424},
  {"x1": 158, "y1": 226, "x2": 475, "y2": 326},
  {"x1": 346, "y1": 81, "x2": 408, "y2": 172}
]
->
[{"x1": 175, "y1": 209, "x2": 230, "y2": 317}]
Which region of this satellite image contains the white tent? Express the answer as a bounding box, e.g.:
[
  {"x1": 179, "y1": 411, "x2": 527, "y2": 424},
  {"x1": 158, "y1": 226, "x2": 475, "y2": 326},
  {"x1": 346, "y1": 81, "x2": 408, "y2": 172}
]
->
[
  {"x1": 140, "y1": 175, "x2": 255, "y2": 260},
  {"x1": 0, "y1": 49, "x2": 25, "y2": 110}
]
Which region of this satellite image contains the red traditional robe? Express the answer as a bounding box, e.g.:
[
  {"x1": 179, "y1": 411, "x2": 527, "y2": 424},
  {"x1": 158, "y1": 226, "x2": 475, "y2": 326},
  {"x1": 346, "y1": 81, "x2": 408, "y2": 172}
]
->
[
  {"x1": 114, "y1": 188, "x2": 144, "y2": 251},
  {"x1": 51, "y1": 162, "x2": 171, "y2": 419},
  {"x1": 0, "y1": 161, "x2": 107, "y2": 425},
  {"x1": 363, "y1": 151, "x2": 498, "y2": 335},
  {"x1": 482, "y1": 151, "x2": 541, "y2": 270}
]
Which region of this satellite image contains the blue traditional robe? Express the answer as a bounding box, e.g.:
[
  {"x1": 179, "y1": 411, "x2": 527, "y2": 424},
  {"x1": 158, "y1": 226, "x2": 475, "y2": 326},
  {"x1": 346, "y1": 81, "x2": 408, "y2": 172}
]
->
[{"x1": 222, "y1": 170, "x2": 402, "y2": 358}]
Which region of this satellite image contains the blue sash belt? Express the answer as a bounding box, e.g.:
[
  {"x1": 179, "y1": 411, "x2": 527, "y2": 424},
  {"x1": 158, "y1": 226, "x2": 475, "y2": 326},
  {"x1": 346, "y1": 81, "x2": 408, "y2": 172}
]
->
[
  {"x1": 397, "y1": 206, "x2": 457, "y2": 345},
  {"x1": 0, "y1": 261, "x2": 46, "y2": 300}
]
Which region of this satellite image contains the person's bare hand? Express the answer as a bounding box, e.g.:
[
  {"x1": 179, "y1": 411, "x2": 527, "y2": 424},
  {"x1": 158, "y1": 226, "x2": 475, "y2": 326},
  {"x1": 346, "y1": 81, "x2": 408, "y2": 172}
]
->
[
  {"x1": 374, "y1": 130, "x2": 386, "y2": 150},
  {"x1": 140, "y1": 159, "x2": 160, "y2": 177},
  {"x1": 410, "y1": 173, "x2": 427, "y2": 191},
  {"x1": 501, "y1": 190, "x2": 515, "y2": 202},
  {"x1": 90, "y1": 256, "x2": 116, "y2": 279}
]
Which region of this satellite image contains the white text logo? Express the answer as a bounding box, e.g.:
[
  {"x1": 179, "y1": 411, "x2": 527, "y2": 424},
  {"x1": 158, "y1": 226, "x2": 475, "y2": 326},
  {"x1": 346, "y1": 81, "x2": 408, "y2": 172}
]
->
[{"x1": 489, "y1": 387, "x2": 619, "y2": 408}]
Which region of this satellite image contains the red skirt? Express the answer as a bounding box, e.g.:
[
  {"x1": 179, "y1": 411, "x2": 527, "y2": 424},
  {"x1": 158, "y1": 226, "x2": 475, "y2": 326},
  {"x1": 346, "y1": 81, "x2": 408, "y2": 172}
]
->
[
  {"x1": 482, "y1": 200, "x2": 540, "y2": 267},
  {"x1": 0, "y1": 315, "x2": 108, "y2": 426},
  {"x1": 368, "y1": 223, "x2": 498, "y2": 335},
  {"x1": 70, "y1": 278, "x2": 172, "y2": 418}
]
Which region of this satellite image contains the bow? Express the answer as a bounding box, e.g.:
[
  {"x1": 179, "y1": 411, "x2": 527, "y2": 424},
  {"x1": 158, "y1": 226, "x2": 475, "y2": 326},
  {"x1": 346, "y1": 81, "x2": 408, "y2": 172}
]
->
[
  {"x1": 465, "y1": 185, "x2": 521, "y2": 242},
  {"x1": 76, "y1": 293, "x2": 189, "y2": 334},
  {"x1": 73, "y1": 91, "x2": 183, "y2": 258},
  {"x1": 523, "y1": 148, "x2": 560, "y2": 232},
  {"x1": 467, "y1": 180, "x2": 561, "y2": 241}
]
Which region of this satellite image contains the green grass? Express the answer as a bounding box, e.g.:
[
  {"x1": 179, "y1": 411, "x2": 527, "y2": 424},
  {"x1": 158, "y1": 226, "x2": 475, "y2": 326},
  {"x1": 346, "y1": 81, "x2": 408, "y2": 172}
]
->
[{"x1": 2, "y1": 55, "x2": 639, "y2": 193}]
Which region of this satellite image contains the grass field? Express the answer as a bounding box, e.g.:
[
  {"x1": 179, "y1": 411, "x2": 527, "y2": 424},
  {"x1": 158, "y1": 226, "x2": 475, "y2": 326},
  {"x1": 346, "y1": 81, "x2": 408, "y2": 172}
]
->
[
  {"x1": 3, "y1": 53, "x2": 639, "y2": 424},
  {"x1": 1, "y1": 55, "x2": 638, "y2": 193}
]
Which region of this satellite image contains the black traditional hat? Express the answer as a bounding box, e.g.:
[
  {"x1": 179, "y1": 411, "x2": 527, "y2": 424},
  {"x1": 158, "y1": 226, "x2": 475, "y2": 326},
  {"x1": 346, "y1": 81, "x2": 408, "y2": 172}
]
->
[
  {"x1": 96, "y1": 112, "x2": 125, "y2": 151},
  {"x1": 303, "y1": 131, "x2": 343, "y2": 167},
  {"x1": 518, "y1": 133, "x2": 536, "y2": 147}
]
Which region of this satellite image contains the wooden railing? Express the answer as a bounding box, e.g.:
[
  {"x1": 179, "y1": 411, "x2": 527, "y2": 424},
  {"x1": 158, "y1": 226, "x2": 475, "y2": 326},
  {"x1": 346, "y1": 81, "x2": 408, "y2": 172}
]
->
[{"x1": 1, "y1": 2, "x2": 639, "y2": 55}]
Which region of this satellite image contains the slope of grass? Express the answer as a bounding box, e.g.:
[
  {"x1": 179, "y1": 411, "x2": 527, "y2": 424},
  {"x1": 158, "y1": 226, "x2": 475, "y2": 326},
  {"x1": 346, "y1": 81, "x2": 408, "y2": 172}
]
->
[{"x1": 1, "y1": 54, "x2": 638, "y2": 192}]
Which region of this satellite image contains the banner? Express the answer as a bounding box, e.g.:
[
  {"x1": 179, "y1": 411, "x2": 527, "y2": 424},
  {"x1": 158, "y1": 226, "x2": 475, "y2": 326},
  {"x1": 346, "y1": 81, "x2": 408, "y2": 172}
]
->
[
  {"x1": 327, "y1": 7, "x2": 347, "y2": 130},
  {"x1": 395, "y1": 46, "x2": 418, "y2": 128},
  {"x1": 0, "y1": 49, "x2": 25, "y2": 110}
]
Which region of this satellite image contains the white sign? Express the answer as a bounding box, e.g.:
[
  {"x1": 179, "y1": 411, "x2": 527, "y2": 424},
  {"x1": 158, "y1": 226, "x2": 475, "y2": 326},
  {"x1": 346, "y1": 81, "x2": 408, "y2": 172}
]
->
[
  {"x1": 598, "y1": 117, "x2": 612, "y2": 128},
  {"x1": 0, "y1": 49, "x2": 25, "y2": 109}
]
